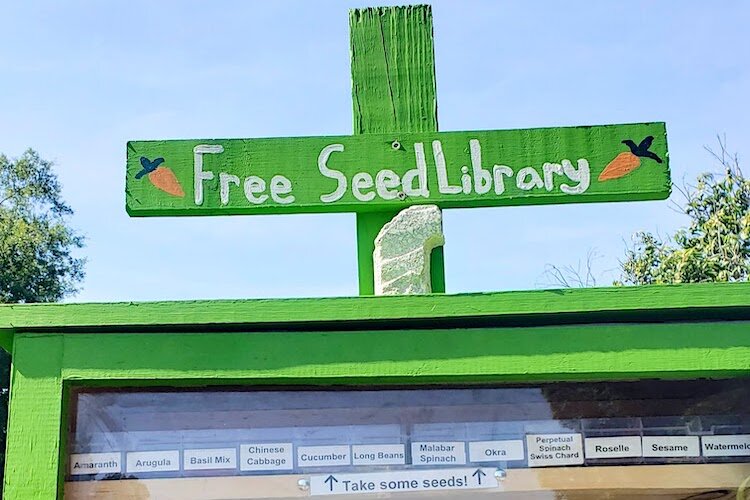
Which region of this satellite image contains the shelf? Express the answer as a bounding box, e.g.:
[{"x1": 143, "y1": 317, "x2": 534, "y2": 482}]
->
[{"x1": 65, "y1": 463, "x2": 750, "y2": 499}]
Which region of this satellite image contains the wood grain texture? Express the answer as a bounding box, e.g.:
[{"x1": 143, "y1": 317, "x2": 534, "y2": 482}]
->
[
  {"x1": 64, "y1": 464, "x2": 750, "y2": 499},
  {"x1": 50, "y1": 320, "x2": 750, "y2": 383},
  {"x1": 349, "y1": 5, "x2": 437, "y2": 135},
  {"x1": 351, "y1": 5, "x2": 444, "y2": 294},
  {"x1": 1, "y1": 282, "x2": 750, "y2": 334},
  {"x1": 125, "y1": 123, "x2": 670, "y2": 217},
  {"x1": 5, "y1": 296, "x2": 750, "y2": 499},
  {"x1": 3, "y1": 335, "x2": 64, "y2": 499}
]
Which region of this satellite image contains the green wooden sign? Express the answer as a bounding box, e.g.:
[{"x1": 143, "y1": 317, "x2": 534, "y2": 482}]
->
[
  {"x1": 127, "y1": 122, "x2": 669, "y2": 216},
  {"x1": 125, "y1": 5, "x2": 672, "y2": 295}
]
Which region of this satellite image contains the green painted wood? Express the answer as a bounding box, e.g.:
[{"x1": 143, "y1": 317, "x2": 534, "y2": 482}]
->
[
  {"x1": 1, "y1": 282, "x2": 749, "y2": 334},
  {"x1": 429, "y1": 242, "x2": 446, "y2": 293},
  {"x1": 53, "y1": 320, "x2": 750, "y2": 384},
  {"x1": 350, "y1": 5, "x2": 445, "y2": 295},
  {"x1": 6, "y1": 316, "x2": 748, "y2": 498},
  {"x1": 0, "y1": 331, "x2": 12, "y2": 354},
  {"x1": 356, "y1": 209, "x2": 400, "y2": 295},
  {"x1": 125, "y1": 4, "x2": 670, "y2": 298},
  {"x1": 4, "y1": 320, "x2": 750, "y2": 498},
  {"x1": 126, "y1": 123, "x2": 670, "y2": 217},
  {"x1": 349, "y1": 6, "x2": 438, "y2": 136},
  {"x1": 3, "y1": 335, "x2": 63, "y2": 500},
  {"x1": 4, "y1": 304, "x2": 750, "y2": 498}
]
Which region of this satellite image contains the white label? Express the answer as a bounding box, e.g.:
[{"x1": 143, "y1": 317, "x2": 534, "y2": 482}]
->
[
  {"x1": 584, "y1": 436, "x2": 642, "y2": 459},
  {"x1": 469, "y1": 440, "x2": 525, "y2": 462},
  {"x1": 352, "y1": 444, "x2": 406, "y2": 465},
  {"x1": 241, "y1": 443, "x2": 294, "y2": 471},
  {"x1": 184, "y1": 448, "x2": 237, "y2": 471},
  {"x1": 702, "y1": 435, "x2": 750, "y2": 457},
  {"x1": 411, "y1": 442, "x2": 466, "y2": 465},
  {"x1": 126, "y1": 450, "x2": 180, "y2": 473},
  {"x1": 298, "y1": 445, "x2": 351, "y2": 467},
  {"x1": 310, "y1": 468, "x2": 498, "y2": 496},
  {"x1": 70, "y1": 452, "x2": 121, "y2": 475},
  {"x1": 642, "y1": 436, "x2": 700, "y2": 457},
  {"x1": 526, "y1": 434, "x2": 584, "y2": 467}
]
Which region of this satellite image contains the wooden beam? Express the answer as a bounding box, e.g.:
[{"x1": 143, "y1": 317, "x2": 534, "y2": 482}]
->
[
  {"x1": 350, "y1": 5, "x2": 445, "y2": 294},
  {"x1": 53, "y1": 321, "x2": 750, "y2": 383},
  {"x1": 2, "y1": 282, "x2": 750, "y2": 333},
  {"x1": 3, "y1": 335, "x2": 64, "y2": 500}
]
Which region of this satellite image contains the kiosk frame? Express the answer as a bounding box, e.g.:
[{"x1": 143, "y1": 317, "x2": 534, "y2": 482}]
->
[{"x1": 2, "y1": 282, "x2": 750, "y2": 498}]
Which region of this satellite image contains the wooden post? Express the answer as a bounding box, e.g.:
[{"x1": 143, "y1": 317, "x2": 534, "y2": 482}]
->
[
  {"x1": 125, "y1": 9, "x2": 670, "y2": 296},
  {"x1": 350, "y1": 5, "x2": 446, "y2": 295},
  {"x1": 3, "y1": 335, "x2": 64, "y2": 500}
]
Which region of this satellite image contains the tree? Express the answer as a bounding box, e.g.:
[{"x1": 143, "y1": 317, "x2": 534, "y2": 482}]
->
[
  {"x1": 0, "y1": 149, "x2": 85, "y2": 485},
  {"x1": 540, "y1": 138, "x2": 747, "y2": 289},
  {"x1": 0, "y1": 149, "x2": 85, "y2": 302},
  {"x1": 538, "y1": 248, "x2": 601, "y2": 289},
  {"x1": 618, "y1": 138, "x2": 749, "y2": 285}
]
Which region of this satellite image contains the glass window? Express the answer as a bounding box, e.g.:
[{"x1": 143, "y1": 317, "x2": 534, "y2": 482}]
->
[{"x1": 65, "y1": 379, "x2": 750, "y2": 499}]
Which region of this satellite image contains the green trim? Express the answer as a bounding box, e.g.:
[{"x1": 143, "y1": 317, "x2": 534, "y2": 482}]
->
[
  {"x1": 2, "y1": 283, "x2": 750, "y2": 333},
  {"x1": 0, "y1": 332, "x2": 11, "y2": 354},
  {"x1": 428, "y1": 245, "x2": 446, "y2": 294},
  {"x1": 4, "y1": 301, "x2": 750, "y2": 499},
  {"x1": 57, "y1": 322, "x2": 750, "y2": 384},
  {"x1": 3, "y1": 335, "x2": 63, "y2": 500},
  {"x1": 57, "y1": 384, "x2": 71, "y2": 500}
]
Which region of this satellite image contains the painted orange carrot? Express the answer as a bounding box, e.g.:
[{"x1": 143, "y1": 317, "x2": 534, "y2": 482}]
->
[
  {"x1": 599, "y1": 136, "x2": 663, "y2": 181},
  {"x1": 136, "y1": 157, "x2": 185, "y2": 197}
]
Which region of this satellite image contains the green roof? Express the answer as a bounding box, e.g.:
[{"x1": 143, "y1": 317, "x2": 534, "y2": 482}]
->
[{"x1": 2, "y1": 283, "x2": 750, "y2": 341}]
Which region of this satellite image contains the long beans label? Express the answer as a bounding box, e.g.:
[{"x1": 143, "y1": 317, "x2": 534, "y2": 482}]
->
[{"x1": 126, "y1": 122, "x2": 670, "y2": 217}]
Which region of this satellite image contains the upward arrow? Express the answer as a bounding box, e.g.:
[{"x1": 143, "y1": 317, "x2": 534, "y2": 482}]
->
[
  {"x1": 324, "y1": 475, "x2": 339, "y2": 492},
  {"x1": 473, "y1": 469, "x2": 487, "y2": 485}
]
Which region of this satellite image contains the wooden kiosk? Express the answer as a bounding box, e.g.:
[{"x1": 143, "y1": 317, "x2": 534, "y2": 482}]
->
[
  {"x1": 3, "y1": 4, "x2": 750, "y2": 499},
  {"x1": 3, "y1": 285, "x2": 750, "y2": 499}
]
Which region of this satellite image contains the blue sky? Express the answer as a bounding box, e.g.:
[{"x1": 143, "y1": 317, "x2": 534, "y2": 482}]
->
[{"x1": 1, "y1": 0, "x2": 748, "y2": 302}]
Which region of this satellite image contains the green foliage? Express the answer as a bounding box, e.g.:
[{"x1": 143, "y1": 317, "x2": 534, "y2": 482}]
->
[
  {"x1": 0, "y1": 149, "x2": 85, "y2": 487},
  {"x1": 0, "y1": 149, "x2": 85, "y2": 303},
  {"x1": 618, "y1": 141, "x2": 749, "y2": 285}
]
